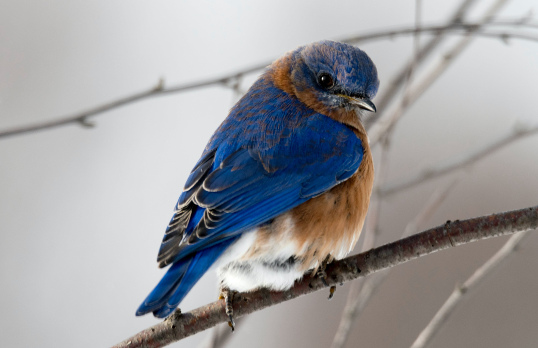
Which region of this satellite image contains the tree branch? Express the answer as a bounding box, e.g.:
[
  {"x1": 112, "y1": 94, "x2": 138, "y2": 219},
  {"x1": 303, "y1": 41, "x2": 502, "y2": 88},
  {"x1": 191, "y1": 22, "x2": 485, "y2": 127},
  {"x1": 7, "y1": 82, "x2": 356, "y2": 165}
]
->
[
  {"x1": 2, "y1": 18, "x2": 537, "y2": 139},
  {"x1": 380, "y1": 123, "x2": 538, "y2": 197},
  {"x1": 113, "y1": 205, "x2": 538, "y2": 348},
  {"x1": 0, "y1": 69, "x2": 261, "y2": 139},
  {"x1": 361, "y1": 0, "x2": 514, "y2": 129},
  {"x1": 410, "y1": 229, "x2": 532, "y2": 348},
  {"x1": 367, "y1": 0, "x2": 511, "y2": 144}
]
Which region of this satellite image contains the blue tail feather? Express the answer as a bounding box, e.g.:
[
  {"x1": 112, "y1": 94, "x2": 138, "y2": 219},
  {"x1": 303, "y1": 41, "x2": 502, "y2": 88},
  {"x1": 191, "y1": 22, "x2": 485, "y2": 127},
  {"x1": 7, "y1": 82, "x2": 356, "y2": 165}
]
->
[{"x1": 136, "y1": 237, "x2": 238, "y2": 318}]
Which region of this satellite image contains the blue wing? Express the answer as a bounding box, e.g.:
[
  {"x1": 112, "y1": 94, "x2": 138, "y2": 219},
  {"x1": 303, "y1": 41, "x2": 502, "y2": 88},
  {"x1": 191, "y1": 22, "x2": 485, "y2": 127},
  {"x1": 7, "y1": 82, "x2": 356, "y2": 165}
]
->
[{"x1": 137, "y1": 77, "x2": 364, "y2": 317}]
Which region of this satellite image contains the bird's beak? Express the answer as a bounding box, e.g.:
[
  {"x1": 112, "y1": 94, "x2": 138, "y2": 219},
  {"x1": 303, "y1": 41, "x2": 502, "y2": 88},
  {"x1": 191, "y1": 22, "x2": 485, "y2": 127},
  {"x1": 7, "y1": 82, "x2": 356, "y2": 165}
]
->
[{"x1": 339, "y1": 95, "x2": 377, "y2": 113}]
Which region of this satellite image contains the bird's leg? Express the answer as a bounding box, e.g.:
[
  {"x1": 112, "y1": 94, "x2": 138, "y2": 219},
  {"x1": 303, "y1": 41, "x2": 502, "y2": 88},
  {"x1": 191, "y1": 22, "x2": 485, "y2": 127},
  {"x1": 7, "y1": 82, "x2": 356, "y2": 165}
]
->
[
  {"x1": 315, "y1": 257, "x2": 337, "y2": 300},
  {"x1": 218, "y1": 286, "x2": 237, "y2": 331}
]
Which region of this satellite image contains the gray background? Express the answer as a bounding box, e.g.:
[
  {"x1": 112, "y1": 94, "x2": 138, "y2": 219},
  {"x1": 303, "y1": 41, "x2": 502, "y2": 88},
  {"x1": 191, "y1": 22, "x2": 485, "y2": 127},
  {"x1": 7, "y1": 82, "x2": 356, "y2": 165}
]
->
[{"x1": 1, "y1": 1, "x2": 537, "y2": 347}]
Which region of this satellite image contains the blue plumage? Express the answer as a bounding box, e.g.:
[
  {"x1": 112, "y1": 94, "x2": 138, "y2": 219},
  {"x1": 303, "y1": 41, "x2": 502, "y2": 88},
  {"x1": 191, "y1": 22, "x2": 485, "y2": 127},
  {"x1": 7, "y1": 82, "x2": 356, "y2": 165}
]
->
[{"x1": 137, "y1": 40, "x2": 379, "y2": 319}]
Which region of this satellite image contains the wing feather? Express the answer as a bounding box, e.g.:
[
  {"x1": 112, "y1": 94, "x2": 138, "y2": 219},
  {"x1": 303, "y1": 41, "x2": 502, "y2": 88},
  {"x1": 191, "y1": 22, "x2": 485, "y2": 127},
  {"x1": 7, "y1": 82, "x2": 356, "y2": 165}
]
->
[{"x1": 156, "y1": 114, "x2": 364, "y2": 268}]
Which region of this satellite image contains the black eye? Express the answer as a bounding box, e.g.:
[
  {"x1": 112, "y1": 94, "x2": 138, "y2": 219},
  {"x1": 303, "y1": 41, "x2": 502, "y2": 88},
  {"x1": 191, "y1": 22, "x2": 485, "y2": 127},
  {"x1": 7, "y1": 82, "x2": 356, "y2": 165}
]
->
[{"x1": 318, "y1": 73, "x2": 335, "y2": 89}]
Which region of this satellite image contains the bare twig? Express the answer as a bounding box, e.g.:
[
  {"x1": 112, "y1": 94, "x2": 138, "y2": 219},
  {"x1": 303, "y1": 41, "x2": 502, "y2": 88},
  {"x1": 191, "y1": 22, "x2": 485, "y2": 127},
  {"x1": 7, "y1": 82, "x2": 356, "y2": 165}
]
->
[
  {"x1": 367, "y1": 0, "x2": 511, "y2": 145},
  {"x1": 380, "y1": 123, "x2": 538, "y2": 197},
  {"x1": 113, "y1": 205, "x2": 538, "y2": 348},
  {"x1": 363, "y1": 0, "x2": 481, "y2": 130},
  {"x1": 0, "y1": 68, "x2": 263, "y2": 139},
  {"x1": 2, "y1": 16, "x2": 538, "y2": 139},
  {"x1": 197, "y1": 318, "x2": 244, "y2": 348},
  {"x1": 403, "y1": 181, "x2": 458, "y2": 237},
  {"x1": 331, "y1": 269, "x2": 389, "y2": 348},
  {"x1": 410, "y1": 229, "x2": 533, "y2": 348},
  {"x1": 343, "y1": 21, "x2": 538, "y2": 48},
  {"x1": 331, "y1": 181, "x2": 456, "y2": 348}
]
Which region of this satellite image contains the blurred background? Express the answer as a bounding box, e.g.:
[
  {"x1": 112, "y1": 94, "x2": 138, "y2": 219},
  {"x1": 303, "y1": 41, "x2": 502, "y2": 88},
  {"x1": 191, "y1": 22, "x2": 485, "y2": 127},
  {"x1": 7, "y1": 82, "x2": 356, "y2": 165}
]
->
[{"x1": 1, "y1": 1, "x2": 537, "y2": 347}]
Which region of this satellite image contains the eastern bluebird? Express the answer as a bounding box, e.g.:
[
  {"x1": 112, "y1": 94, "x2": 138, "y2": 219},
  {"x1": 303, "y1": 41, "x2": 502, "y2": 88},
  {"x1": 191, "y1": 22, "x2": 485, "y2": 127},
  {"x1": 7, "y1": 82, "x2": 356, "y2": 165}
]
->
[{"x1": 136, "y1": 40, "x2": 379, "y2": 328}]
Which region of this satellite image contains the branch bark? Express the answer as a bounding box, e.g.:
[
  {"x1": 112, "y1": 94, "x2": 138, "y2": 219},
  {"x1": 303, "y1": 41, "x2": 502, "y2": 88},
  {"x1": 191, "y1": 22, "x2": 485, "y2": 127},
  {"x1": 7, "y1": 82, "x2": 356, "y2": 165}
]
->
[{"x1": 113, "y1": 205, "x2": 538, "y2": 348}]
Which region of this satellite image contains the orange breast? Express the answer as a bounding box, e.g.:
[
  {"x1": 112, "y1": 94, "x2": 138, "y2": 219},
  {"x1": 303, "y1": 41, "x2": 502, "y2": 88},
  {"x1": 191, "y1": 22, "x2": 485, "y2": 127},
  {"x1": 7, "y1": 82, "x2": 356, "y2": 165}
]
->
[{"x1": 290, "y1": 135, "x2": 374, "y2": 270}]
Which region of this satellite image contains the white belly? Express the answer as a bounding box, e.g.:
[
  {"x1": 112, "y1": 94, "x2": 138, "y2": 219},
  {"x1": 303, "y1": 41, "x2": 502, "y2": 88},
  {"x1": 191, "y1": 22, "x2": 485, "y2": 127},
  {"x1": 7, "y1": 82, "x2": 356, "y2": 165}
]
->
[{"x1": 215, "y1": 216, "x2": 307, "y2": 292}]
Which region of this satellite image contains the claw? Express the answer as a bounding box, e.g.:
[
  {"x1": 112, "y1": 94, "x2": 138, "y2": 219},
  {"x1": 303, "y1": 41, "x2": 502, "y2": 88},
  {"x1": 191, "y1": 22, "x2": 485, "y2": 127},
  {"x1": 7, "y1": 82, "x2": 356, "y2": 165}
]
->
[
  {"x1": 328, "y1": 285, "x2": 336, "y2": 300},
  {"x1": 220, "y1": 288, "x2": 236, "y2": 331},
  {"x1": 315, "y1": 257, "x2": 337, "y2": 300}
]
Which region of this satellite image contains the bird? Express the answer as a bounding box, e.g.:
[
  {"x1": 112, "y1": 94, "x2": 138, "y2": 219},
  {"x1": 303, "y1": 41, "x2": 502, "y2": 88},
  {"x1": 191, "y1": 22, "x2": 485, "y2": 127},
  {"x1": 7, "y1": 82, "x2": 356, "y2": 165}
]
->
[{"x1": 136, "y1": 40, "x2": 379, "y2": 329}]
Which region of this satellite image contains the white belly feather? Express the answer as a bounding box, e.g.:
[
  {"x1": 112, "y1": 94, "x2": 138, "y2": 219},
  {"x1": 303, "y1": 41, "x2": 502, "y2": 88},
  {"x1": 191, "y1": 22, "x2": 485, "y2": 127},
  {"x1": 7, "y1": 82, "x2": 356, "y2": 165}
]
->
[{"x1": 215, "y1": 215, "x2": 306, "y2": 292}]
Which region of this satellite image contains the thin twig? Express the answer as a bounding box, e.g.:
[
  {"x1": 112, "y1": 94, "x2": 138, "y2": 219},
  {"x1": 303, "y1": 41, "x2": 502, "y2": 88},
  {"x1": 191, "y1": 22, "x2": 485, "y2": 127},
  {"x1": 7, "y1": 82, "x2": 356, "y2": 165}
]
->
[
  {"x1": 367, "y1": 0, "x2": 511, "y2": 145},
  {"x1": 0, "y1": 69, "x2": 262, "y2": 139},
  {"x1": 403, "y1": 181, "x2": 458, "y2": 237},
  {"x1": 113, "y1": 205, "x2": 538, "y2": 348},
  {"x1": 343, "y1": 21, "x2": 538, "y2": 47},
  {"x1": 197, "y1": 318, "x2": 244, "y2": 348},
  {"x1": 410, "y1": 229, "x2": 533, "y2": 348},
  {"x1": 363, "y1": 0, "x2": 480, "y2": 130},
  {"x1": 2, "y1": 17, "x2": 537, "y2": 139},
  {"x1": 380, "y1": 123, "x2": 538, "y2": 197}
]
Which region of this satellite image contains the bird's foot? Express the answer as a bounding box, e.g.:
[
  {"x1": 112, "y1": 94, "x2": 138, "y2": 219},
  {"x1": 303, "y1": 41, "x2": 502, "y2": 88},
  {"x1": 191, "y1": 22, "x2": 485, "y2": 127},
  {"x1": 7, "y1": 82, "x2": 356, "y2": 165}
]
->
[
  {"x1": 219, "y1": 288, "x2": 237, "y2": 331},
  {"x1": 314, "y1": 258, "x2": 337, "y2": 300}
]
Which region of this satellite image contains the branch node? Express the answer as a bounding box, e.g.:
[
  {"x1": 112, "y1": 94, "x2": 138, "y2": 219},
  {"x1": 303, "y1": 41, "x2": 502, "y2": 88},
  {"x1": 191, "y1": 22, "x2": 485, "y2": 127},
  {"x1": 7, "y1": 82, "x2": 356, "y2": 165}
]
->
[
  {"x1": 78, "y1": 117, "x2": 95, "y2": 128},
  {"x1": 444, "y1": 220, "x2": 455, "y2": 247},
  {"x1": 154, "y1": 78, "x2": 165, "y2": 92},
  {"x1": 456, "y1": 282, "x2": 467, "y2": 294}
]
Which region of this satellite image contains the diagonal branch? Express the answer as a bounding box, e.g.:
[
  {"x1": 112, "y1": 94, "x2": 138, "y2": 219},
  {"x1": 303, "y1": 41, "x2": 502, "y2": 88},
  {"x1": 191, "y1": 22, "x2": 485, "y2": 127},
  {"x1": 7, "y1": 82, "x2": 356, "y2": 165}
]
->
[
  {"x1": 112, "y1": 205, "x2": 538, "y2": 348},
  {"x1": 410, "y1": 229, "x2": 532, "y2": 348},
  {"x1": 380, "y1": 124, "x2": 538, "y2": 197},
  {"x1": 0, "y1": 70, "x2": 261, "y2": 139},
  {"x1": 197, "y1": 318, "x2": 244, "y2": 348},
  {"x1": 362, "y1": 0, "x2": 478, "y2": 129},
  {"x1": 367, "y1": 0, "x2": 511, "y2": 145}
]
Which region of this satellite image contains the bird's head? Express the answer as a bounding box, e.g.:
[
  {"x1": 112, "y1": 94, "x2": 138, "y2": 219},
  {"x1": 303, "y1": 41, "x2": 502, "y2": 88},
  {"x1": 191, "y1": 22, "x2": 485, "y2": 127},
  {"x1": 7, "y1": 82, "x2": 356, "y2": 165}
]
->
[{"x1": 271, "y1": 41, "x2": 379, "y2": 126}]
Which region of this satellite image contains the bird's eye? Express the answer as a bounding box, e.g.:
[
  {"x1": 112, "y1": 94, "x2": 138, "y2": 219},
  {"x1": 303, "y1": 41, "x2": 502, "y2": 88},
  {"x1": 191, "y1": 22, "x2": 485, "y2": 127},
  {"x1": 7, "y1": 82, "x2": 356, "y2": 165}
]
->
[{"x1": 318, "y1": 73, "x2": 335, "y2": 89}]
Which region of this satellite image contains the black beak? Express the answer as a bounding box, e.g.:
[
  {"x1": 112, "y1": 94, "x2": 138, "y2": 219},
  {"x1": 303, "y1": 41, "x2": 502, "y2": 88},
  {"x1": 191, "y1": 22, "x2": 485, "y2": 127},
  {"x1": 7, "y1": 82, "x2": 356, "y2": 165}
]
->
[{"x1": 355, "y1": 98, "x2": 376, "y2": 113}]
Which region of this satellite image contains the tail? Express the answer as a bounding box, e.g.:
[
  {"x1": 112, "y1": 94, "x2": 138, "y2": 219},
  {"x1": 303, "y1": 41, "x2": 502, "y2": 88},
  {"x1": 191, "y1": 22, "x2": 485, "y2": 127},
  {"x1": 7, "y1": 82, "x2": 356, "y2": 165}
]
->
[{"x1": 136, "y1": 238, "x2": 236, "y2": 318}]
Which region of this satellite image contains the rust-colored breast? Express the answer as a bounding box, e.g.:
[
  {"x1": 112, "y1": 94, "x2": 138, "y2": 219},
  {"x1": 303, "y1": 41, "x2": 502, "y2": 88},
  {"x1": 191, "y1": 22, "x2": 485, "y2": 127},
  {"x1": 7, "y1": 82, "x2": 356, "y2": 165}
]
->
[{"x1": 290, "y1": 131, "x2": 374, "y2": 270}]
